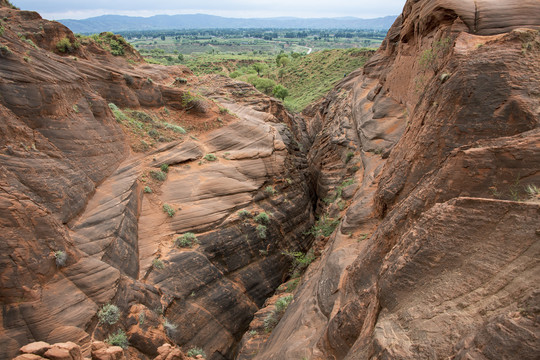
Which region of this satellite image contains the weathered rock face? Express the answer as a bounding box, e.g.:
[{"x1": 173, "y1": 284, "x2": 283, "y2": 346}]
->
[
  {"x1": 249, "y1": 0, "x2": 540, "y2": 359},
  {"x1": 0, "y1": 5, "x2": 313, "y2": 360}
]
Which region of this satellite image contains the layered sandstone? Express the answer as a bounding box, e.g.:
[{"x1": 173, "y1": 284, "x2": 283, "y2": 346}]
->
[
  {"x1": 0, "y1": 5, "x2": 313, "y2": 360},
  {"x1": 249, "y1": 0, "x2": 540, "y2": 359}
]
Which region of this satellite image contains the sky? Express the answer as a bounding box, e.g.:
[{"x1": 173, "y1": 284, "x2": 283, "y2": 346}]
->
[{"x1": 11, "y1": 0, "x2": 406, "y2": 20}]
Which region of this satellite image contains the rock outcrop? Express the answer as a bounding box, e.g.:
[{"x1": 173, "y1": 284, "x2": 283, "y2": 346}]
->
[
  {"x1": 0, "y1": 4, "x2": 313, "y2": 360},
  {"x1": 248, "y1": 0, "x2": 540, "y2": 359},
  {"x1": 2, "y1": 0, "x2": 540, "y2": 359}
]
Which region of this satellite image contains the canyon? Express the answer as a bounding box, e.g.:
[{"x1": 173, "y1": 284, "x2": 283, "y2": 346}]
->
[{"x1": 1, "y1": 0, "x2": 539, "y2": 359}]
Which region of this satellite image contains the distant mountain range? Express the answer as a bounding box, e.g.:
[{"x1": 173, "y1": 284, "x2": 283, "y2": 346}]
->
[{"x1": 58, "y1": 14, "x2": 398, "y2": 34}]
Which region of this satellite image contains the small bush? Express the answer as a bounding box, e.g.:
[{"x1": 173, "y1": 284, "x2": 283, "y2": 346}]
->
[
  {"x1": 163, "y1": 319, "x2": 177, "y2": 337},
  {"x1": 72, "y1": 104, "x2": 79, "y2": 113},
  {"x1": 256, "y1": 225, "x2": 267, "y2": 239},
  {"x1": 108, "y1": 103, "x2": 128, "y2": 122},
  {"x1": 163, "y1": 204, "x2": 175, "y2": 217},
  {"x1": 164, "y1": 123, "x2": 186, "y2": 134},
  {"x1": 204, "y1": 153, "x2": 217, "y2": 161},
  {"x1": 160, "y1": 163, "x2": 169, "y2": 173},
  {"x1": 143, "y1": 186, "x2": 152, "y2": 193},
  {"x1": 98, "y1": 304, "x2": 120, "y2": 325},
  {"x1": 238, "y1": 209, "x2": 250, "y2": 218},
  {"x1": 0, "y1": 45, "x2": 12, "y2": 57},
  {"x1": 264, "y1": 186, "x2": 277, "y2": 196},
  {"x1": 187, "y1": 347, "x2": 206, "y2": 358},
  {"x1": 123, "y1": 73, "x2": 134, "y2": 86},
  {"x1": 308, "y1": 215, "x2": 340, "y2": 237},
  {"x1": 175, "y1": 232, "x2": 198, "y2": 248},
  {"x1": 54, "y1": 250, "x2": 67, "y2": 267},
  {"x1": 56, "y1": 37, "x2": 79, "y2": 53},
  {"x1": 106, "y1": 329, "x2": 128, "y2": 349},
  {"x1": 254, "y1": 212, "x2": 270, "y2": 225},
  {"x1": 152, "y1": 258, "x2": 164, "y2": 269},
  {"x1": 264, "y1": 295, "x2": 293, "y2": 333},
  {"x1": 150, "y1": 170, "x2": 166, "y2": 181},
  {"x1": 345, "y1": 151, "x2": 354, "y2": 164}
]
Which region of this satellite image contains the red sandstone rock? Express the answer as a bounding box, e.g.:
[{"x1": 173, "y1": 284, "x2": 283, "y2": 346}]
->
[{"x1": 19, "y1": 343, "x2": 51, "y2": 357}]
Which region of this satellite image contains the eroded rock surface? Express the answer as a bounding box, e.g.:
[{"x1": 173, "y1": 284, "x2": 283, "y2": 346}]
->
[
  {"x1": 0, "y1": 4, "x2": 313, "y2": 360},
  {"x1": 249, "y1": 0, "x2": 540, "y2": 359}
]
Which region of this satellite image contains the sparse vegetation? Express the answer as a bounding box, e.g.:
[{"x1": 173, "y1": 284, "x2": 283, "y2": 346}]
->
[
  {"x1": 143, "y1": 186, "x2": 152, "y2": 193},
  {"x1": 204, "y1": 153, "x2": 217, "y2": 161},
  {"x1": 106, "y1": 329, "x2": 128, "y2": 349},
  {"x1": 56, "y1": 37, "x2": 80, "y2": 53},
  {"x1": 345, "y1": 151, "x2": 354, "y2": 163},
  {"x1": 72, "y1": 104, "x2": 79, "y2": 113},
  {"x1": 264, "y1": 295, "x2": 293, "y2": 333},
  {"x1": 164, "y1": 122, "x2": 186, "y2": 134},
  {"x1": 98, "y1": 304, "x2": 120, "y2": 325},
  {"x1": 0, "y1": 45, "x2": 12, "y2": 57},
  {"x1": 163, "y1": 318, "x2": 177, "y2": 337},
  {"x1": 254, "y1": 212, "x2": 270, "y2": 224},
  {"x1": 138, "y1": 312, "x2": 145, "y2": 325},
  {"x1": 162, "y1": 204, "x2": 175, "y2": 217},
  {"x1": 283, "y1": 250, "x2": 315, "y2": 275},
  {"x1": 175, "y1": 232, "x2": 198, "y2": 248},
  {"x1": 150, "y1": 170, "x2": 167, "y2": 181},
  {"x1": 264, "y1": 186, "x2": 277, "y2": 196},
  {"x1": 54, "y1": 250, "x2": 67, "y2": 267},
  {"x1": 160, "y1": 163, "x2": 169, "y2": 173},
  {"x1": 308, "y1": 214, "x2": 340, "y2": 237},
  {"x1": 152, "y1": 258, "x2": 164, "y2": 269},
  {"x1": 525, "y1": 184, "x2": 540, "y2": 198},
  {"x1": 238, "y1": 209, "x2": 251, "y2": 218},
  {"x1": 256, "y1": 224, "x2": 267, "y2": 239},
  {"x1": 187, "y1": 347, "x2": 206, "y2": 358}
]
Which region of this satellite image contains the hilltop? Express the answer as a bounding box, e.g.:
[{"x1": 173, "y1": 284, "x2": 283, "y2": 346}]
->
[{"x1": 58, "y1": 14, "x2": 398, "y2": 34}]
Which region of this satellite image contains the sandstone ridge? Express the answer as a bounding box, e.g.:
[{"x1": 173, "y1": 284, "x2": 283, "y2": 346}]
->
[{"x1": 1, "y1": 0, "x2": 540, "y2": 359}]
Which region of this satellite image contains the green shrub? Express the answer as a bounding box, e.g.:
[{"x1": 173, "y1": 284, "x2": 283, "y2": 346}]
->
[
  {"x1": 264, "y1": 186, "x2": 277, "y2": 196},
  {"x1": 163, "y1": 204, "x2": 175, "y2": 217},
  {"x1": 256, "y1": 225, "x2": 267, "y2": 239},
  {"x1": 308, "y1": 215, "x2": 340, "y2": 237},
  {"x1": 204, "y1": 153, "x2": 217, "y2": 161},
  {"x1": 283, "y1": 250, "x2": 315, "y2": 275},
  {"x1": 98, "y1": 304, "x2": 120, "y2": 325},
  {"x1": 54, "y1": 250, "x2": 67, "y2": 267},
  {"x1": 108, "y1": 103, "x2": 128, "y2": 122},
  {"x1": 254, "y1": 212, "x2": 270, "y2": 225},
  {"x1": 164, "y1": 123, "x2": 186, "y2": 134},
  {"x1": 187, "y1": 348, "x2": 206, "y2": 358},
  {"x1": 56, "y1": 37, "x2": 79, "y2": 53},
  {"x1": 152, "y1": 258, "x2": 164, "y2": 269},
  {"x1": 160, "y1": 164, "x2": 169, "y2": 173},
  {"x1": 143, "y1": 186, "x2": 152, "y2": 194},
  {"x1": 163, "y1": 318, "x2": 177, "y2": 336},
  {"x1": 264, "y1": 295, "x2": 293, "y2": 332},
  {"x1": 106, "y1": 329, "x2": 128, "y2": 349},
  {"x1": 0, "y1": 45, "x2": 12, "y2": 57},
  {"x1": 175, "y1": 232, "x2": 198, "y2": 247},
  {"x1": 238, "y1": 209, "x2": 250, "y2": 218},
  {"x1": 150, "y1": 170, "x2": 166, "y2": 181},
  {"x1": 345, "y1": 151, "x2": 354, "y2": 163}
]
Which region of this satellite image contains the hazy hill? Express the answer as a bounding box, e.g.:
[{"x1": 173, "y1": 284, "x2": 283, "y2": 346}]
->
[{"x1": 58, "y1": 13, "x2": 397, "y2": 33}]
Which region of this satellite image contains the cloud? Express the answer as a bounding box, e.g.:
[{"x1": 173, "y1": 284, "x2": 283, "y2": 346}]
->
[{"x1": 14, "y1": 0, "x2": 405, "y2": 19}]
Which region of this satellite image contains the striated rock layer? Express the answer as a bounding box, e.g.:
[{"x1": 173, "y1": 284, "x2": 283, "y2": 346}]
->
[
  {"x1": 0, "y1": 4, "x2": 314, "y2": 360},
  {"x1": 250, "y1": 0, "x2": 540, "y2": 359}
]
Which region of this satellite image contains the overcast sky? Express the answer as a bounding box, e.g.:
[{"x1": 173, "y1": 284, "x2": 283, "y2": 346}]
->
[{"x1": 12, "y1": 0, "x2": 405, "y2": 20}]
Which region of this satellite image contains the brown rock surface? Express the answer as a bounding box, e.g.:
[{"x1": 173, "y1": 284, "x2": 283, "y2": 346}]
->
[
  {"x1": 248, "y1": 0, "x2": 540, "y2": 359},
  {"x1": 3, "y1": 0, "x2": 540, "y2": 359},
  {"x1": 1, "y1": 5, "x2": 313, "y2": 360}
]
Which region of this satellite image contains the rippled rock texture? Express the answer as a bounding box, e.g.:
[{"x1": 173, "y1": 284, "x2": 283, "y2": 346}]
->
[
  {"x1": 249, "y1": 0, "x2": 540, "y2": 359},
  {"x1": 0, "y1": 5, "x2": 313, "y2": 360}
]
